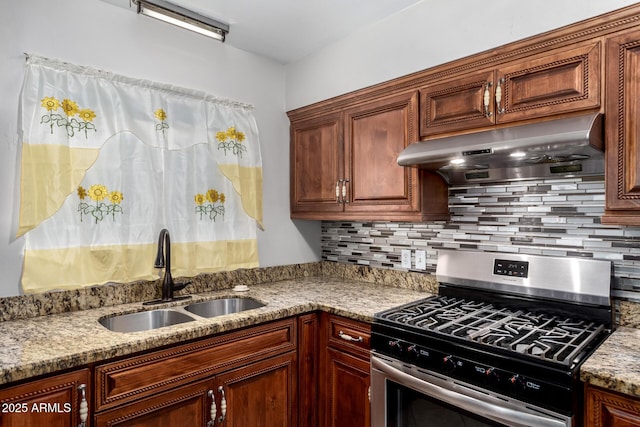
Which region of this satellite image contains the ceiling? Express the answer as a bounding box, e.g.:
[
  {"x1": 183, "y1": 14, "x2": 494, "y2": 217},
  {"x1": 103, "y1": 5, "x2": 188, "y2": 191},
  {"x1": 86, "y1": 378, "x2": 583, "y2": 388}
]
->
[{"x1": 154, "y1": 0, "x2": 424, "y2": 64}]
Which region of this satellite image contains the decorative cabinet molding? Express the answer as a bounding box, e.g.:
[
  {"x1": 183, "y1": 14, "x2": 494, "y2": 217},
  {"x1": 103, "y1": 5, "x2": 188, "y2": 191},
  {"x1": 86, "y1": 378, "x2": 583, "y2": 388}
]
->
[
  {"x1": 289, "y1": 91, "x2": 449, "y2": 221},
  {"x1": 93, "y1": 318, "x2": 297, "y2": 426},
  {"x1": 585, "y1": 384, "x2": 640, "y2": 426},
  {"x1": 420, "y1": 42, "x2": 601, "y2": 138},
  {"x1": 0, "y1": 369, "x2": 90, "y2": 427},
  {"x1": 603, "y1": 29, "x2": 640, "y2": 224}
]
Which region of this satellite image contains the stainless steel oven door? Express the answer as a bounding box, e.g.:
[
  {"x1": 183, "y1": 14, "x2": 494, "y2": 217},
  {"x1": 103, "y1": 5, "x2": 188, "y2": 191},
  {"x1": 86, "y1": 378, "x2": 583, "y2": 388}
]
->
[{"x1": 370, "y1": 353, "x2": 572, "y2": 427}]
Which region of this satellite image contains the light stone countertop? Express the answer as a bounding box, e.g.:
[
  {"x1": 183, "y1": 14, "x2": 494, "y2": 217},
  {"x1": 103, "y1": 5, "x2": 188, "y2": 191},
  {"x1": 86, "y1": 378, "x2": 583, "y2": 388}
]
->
[
  {"x1": 3, "y1": 269, "x2": 640, "y2": 401},
  {"x1": 0, "y1": 276, "x2": 432, "y2": 386},
  {"x1": 580, "y1": 326, "x2": 640, "y2": 397}
]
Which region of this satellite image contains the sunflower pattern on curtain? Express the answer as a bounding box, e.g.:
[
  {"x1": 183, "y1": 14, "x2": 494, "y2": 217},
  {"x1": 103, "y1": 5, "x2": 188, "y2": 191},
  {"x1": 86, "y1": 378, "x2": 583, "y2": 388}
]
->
[{"x1": 17, "y1": 55, "x2": 263, "y2": 293}]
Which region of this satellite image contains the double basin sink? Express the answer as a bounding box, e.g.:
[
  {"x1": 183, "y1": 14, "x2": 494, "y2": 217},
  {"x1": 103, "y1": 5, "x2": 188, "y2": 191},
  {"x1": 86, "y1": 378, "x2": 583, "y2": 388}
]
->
[{"x1": 99, "y1": 297, "x2": 265, "y2": 333}]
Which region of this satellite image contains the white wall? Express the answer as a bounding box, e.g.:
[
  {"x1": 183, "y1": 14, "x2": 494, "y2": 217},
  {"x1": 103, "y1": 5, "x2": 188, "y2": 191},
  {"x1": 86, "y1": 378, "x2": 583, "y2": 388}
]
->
[
  {"x1": 0, "y1": 0, "x2": 321, "y2": 297},
  {"x1": 285, "y1": 0, "x2": 640, "y2": 110}
]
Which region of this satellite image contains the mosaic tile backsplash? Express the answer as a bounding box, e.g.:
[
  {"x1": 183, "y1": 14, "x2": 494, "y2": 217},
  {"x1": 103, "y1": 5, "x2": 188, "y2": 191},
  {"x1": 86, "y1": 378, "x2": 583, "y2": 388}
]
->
[{"x1": 322, "y1": 177, "x2": 640, "y2": 302}]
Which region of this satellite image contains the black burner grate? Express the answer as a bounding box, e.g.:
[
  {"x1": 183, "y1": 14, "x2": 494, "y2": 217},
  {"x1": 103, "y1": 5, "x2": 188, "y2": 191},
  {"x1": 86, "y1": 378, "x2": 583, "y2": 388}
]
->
[{"x1": 377, "y1": 296, "x2": 604, "y2": 365}]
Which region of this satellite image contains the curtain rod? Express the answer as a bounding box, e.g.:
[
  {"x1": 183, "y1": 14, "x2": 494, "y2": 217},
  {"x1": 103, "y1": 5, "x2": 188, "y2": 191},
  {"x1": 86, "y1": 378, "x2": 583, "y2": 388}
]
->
[{"x1": 22, "y1": 53, "x2": 254, "y2": 110}]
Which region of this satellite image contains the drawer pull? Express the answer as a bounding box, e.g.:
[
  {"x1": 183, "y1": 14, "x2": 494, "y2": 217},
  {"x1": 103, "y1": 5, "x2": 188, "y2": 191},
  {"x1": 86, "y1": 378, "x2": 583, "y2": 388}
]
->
[
  {"x1": 338, "y1": 330, "x2": 363, "y2": 343},
  {"x1": 218, "y1": 386, "x2": 227, "y2": 423},
  {"x1": 77, "y1": 384, "x2": 88, "y2": 427},
  {"x1": 335, "y1": 179, "x2": 342, "y2": 203},
  {"x1": 207, "y1": 389, "x2": 217, "y2": 426}
]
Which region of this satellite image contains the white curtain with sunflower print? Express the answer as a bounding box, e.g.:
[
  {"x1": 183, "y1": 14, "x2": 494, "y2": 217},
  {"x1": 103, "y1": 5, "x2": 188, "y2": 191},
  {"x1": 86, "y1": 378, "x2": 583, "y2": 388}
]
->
[{"x1": 17, "y1": 55, "x2": 263, "y2": 293}]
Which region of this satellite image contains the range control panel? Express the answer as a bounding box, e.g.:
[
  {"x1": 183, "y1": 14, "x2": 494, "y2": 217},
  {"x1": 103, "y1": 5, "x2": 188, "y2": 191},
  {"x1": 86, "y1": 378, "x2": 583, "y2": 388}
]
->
[{"x1": 493, "y1": 259, "x2": 529, "y2": 278}]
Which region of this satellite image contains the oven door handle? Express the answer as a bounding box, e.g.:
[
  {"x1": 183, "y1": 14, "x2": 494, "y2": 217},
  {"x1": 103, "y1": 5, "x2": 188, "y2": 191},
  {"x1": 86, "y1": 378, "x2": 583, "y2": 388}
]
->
[{"x1": 371, "y1": 355, "x2": 567, "y2": 427}]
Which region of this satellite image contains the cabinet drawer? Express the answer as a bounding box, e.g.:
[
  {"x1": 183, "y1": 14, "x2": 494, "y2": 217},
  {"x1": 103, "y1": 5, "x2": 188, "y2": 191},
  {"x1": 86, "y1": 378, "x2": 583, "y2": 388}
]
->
[
  {"x1": 94, "y1": 318, "x2": 296, "y2": 412},
  {"x1": 324, "y1": 314, "x2": 371, "y2": 358}
]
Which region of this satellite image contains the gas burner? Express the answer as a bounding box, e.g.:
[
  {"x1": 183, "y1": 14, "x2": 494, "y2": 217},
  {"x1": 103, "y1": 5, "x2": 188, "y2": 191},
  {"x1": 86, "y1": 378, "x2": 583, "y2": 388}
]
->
[{"x1": 377, "y1": 295, "x2": 605, "y2": 365}]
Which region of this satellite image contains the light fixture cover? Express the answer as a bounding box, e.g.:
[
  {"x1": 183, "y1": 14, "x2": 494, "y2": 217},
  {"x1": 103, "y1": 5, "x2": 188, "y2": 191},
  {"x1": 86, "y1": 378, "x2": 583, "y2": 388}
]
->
[{"x1": 137, "y1": 0, "x2": 229, "y2": 41}]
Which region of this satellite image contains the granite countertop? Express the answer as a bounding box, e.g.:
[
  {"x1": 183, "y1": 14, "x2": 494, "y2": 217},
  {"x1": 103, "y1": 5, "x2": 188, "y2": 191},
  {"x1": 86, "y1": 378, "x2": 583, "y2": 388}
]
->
[
  {"x1": 580, "y1": 326, "x2": 640, "y2": 397},
  {"x1": 0, "y1": 276, "x2": 431, "y2": 386}
]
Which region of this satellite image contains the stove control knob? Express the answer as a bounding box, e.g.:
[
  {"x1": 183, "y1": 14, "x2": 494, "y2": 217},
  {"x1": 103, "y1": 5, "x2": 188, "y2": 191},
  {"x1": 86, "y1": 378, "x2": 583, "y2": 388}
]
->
[
  {"x1": 509, "y1": 374, "x2": 526, "y2": 394},
  {"x1": 406, "y1": 345, "x2": 420, "y2": 360},
  {"x1": 388, "y1": 340, "x2": 403, "y2": 355},
  {"x1": 442, "y1": 355, "x2": 456, "y2": 373},
  {"x1": 486, "y1": 368, "x2": 501, "y2": 386}
]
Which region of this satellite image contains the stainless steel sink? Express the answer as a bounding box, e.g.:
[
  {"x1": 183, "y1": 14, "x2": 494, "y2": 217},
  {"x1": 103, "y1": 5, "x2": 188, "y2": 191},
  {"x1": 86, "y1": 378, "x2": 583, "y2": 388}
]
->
[
  {"x1": 184, "y1": 297, "x2": 265, "y2": 318},
  {"x1": 99, "y1": 309, "x2": 196, "y2": 333}
]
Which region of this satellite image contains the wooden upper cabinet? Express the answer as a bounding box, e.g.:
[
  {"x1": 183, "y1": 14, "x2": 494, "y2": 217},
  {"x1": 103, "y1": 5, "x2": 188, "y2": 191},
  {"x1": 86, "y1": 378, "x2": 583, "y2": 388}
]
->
[
  {"x1": 289, "y1": 91, "x2": 449, "y2": 221},
  {"x1": 420, "y1": 42, "x2": 601, "y2": 138},
  {"x1": 496, "y1": 42, "x2": 601, "y2": 124},
  {"x1": 603, "y1": 29, "x2": 640, "y2": 224},
  {"x1": 344, "y1": 91, "x2": 420, "y2": 213},
  {"x1": 290, "y1": 113, "x2": 344, "y2": 215},
  {"x1": 420, "y1": 70, "x2": 495, "y2": 137}
]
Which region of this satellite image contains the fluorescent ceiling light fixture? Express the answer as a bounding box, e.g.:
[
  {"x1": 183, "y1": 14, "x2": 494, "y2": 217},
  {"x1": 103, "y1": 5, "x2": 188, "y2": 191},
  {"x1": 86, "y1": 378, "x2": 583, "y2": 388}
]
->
[
  {"x1": 510, "y1": 151, "x2": 527, "y2": 158},
  {"x1": 136, "y1": 0, "x2": 229, "y2": 41},
  {"x1": 450, "y1": 158, "x2": 465, "y2": 165}
]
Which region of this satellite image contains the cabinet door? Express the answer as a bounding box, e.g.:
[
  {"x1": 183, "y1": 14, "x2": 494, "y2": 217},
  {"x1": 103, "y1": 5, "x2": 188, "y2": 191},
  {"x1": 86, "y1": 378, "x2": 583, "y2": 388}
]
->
[
  {"x1": 585, "y1": 384, "x2": 640, "y2": 426},
  {"x1": 215, "y1": 352, "x2": 297, "y2": 427},
  {"x1": 603, "y1": 30, "x2": 640, "y2": 224},
  {"x1": 420, "y1": 70, "x2": 495, "y2": 137},
  {"x1": 0, "y1": 369, "x2": 90, "y2": 427},
  {"x1": 290, "y1": 113, "x2": 344, "y2": 215},
  {"x1": 496, "y1": 42, "x2": 601, "y2": 124},
  {"x1": 322, "y1": 348, "x2": 370, "y2": 427},
  {"x1": 344, "y1": 91, "x2": 422, "y2": 214},
  {"x1": 94, "y1": 379, "x2": 212, "y2": 427},
  {"x1": 298, "y1": 313, "x2": 319, "y2": 427}
]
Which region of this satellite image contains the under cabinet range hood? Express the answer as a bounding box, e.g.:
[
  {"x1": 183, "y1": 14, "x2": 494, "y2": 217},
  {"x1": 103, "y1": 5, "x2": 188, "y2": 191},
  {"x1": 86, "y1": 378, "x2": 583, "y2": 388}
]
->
[{"x1": 397, "y1": 113, "x2": 604, "y2": 185}]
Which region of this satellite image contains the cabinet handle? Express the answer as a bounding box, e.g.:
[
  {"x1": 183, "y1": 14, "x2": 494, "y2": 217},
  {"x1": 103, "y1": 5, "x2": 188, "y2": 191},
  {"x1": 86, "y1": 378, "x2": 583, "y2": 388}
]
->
[
  {"x1": 77, "y1": 384, "x2": 88, "y2": 427},
  {"x1": 342, "y1": 179, "x2": 349, "y2": 204},
  {"x1": 495, "y1": 78, "x2": 505, "y2": 114},
  {"x1": 335, "y1": 179, "x2": 343, "y2": 203},
  {"x1": 207, "y1": 389, "x2": 217, "y2": 427},
  {"x1": 338, "y1": 330, "x2": 363, "y2": 342},
  {"x1": 483, "y1": 81, "x2": 493, "y2": 117},
  {"x1": 218, "y1": 386, "x2": 227, "y2": 423}
]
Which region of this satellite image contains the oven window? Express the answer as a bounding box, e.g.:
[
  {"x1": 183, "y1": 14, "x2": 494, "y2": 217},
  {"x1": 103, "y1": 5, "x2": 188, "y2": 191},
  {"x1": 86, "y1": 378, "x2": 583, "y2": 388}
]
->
[{"x1": 386, "y1": 381, "x2": 506, "y2": 427}]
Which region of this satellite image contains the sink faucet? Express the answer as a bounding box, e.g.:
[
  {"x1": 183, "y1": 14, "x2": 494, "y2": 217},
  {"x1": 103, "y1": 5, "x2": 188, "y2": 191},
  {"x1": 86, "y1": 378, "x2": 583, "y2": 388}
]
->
[{"x1": 145, "y1": 229, "x2": 191, "y2": 305}]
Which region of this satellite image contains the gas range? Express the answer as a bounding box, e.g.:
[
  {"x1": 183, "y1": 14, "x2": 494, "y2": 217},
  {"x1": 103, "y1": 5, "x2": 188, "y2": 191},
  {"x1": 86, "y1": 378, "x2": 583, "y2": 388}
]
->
[{"x1": 371, "y1": 250, "x2": 613, "y2": 425}]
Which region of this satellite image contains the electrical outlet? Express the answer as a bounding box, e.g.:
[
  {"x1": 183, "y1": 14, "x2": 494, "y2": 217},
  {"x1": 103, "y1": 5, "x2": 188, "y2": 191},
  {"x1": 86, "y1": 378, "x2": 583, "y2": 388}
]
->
[
  {"x1": 401, "y1": 250, "x2": 412, "y2": 269},
  {"x1": 415, "y1": 250, "x2": 426, "y2": 270}
]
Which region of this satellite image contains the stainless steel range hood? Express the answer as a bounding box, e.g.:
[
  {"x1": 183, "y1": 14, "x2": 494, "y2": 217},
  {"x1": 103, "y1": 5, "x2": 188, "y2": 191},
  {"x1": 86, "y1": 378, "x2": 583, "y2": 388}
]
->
[{"x1": 397, "y1": 113, "x2": 604, "y2": 185}]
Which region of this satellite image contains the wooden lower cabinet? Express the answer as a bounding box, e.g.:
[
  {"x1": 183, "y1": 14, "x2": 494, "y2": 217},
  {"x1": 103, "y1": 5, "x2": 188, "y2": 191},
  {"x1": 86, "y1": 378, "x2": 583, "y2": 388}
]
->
[
  {"x1": 319, "y1": 313, "x2": 372, "y2": 427},
  {"x1": 216, "y1": 352, "x2": 297, "y2": 426},
  {"x1": 94, "y1": 379, "x2": 212, "y2": 426},
  {"x1": 0, "y1": 368, "x2": 90, "y2": 427},
  {"x1": 95, "y1": 352, "x2": 297, "y2": 427},
  {"x1": 93, "y1": 318, "x2": 297, "y2": 427},
  {"x1": 323, "y1": 348, "x2": 371, "y2": 427},
  {"x1": 586, "y1": 384, "x2": 640, "y2": 426}
]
